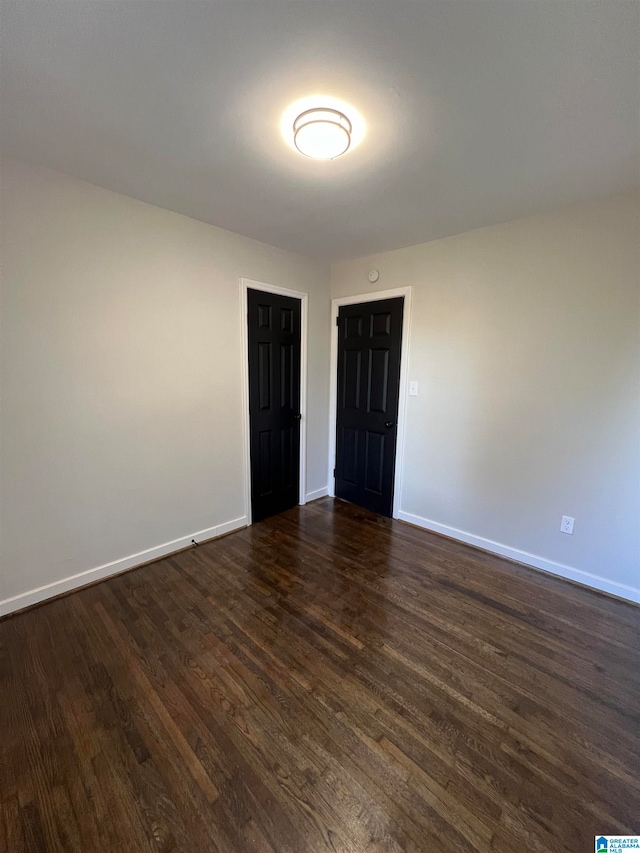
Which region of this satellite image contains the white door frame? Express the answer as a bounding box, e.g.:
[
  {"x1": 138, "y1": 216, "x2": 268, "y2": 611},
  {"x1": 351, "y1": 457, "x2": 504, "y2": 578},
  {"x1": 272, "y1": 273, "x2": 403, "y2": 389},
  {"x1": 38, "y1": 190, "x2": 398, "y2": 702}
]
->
[
  {"x1": 240, "y1": 277, "x2": 308, "y2": 525},
  {"x1": 328, "y1": 286, "x2": 412, "y2": 520}
]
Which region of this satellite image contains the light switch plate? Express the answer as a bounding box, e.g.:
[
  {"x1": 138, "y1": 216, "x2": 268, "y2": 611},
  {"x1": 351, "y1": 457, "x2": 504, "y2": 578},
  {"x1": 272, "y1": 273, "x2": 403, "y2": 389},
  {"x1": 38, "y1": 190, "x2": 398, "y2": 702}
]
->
[{"x1": 409, "y1": 381, "x2": 418, "y2": 396}]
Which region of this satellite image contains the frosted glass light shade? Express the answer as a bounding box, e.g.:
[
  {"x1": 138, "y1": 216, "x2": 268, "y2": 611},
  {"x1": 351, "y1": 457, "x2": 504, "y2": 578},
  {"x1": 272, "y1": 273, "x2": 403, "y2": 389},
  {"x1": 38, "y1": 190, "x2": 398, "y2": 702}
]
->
[{"x1": 293, "y1": 108, "x2": 352, "y2": 159}]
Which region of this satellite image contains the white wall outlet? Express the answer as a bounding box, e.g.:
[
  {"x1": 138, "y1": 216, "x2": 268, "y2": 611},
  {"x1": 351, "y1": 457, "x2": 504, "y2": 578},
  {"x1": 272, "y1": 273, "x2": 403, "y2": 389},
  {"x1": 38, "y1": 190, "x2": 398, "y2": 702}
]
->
[
  {"x1": 409, "y1": 381, "x2": 419, "y2": 396},
  {"x1": 560, "y1": 516, "x2": 575, "y2": 535}
]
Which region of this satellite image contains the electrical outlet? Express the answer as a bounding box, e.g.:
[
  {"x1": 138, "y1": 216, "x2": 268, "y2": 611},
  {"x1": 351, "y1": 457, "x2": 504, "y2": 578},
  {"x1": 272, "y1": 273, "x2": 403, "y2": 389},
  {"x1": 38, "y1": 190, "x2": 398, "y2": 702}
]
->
[
  {"x1": 560, "y1": 516, "x2": 575, "y2": 535},
  {"x1": 409, "y1": 381, "x2": 419, "y2": 396}
]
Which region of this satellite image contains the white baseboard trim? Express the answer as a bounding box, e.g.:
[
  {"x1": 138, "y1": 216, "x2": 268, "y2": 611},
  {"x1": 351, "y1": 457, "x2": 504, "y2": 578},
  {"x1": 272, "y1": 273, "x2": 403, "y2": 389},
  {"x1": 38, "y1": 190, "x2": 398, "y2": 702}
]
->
[
  {"x1": 305, "y1": 486, "x2": 329, "y2": 503},
  {"x1": 0, "y1": 515, "x2": 248, "y2": 618},
  {"x1": 397, "y1": 510, "x2": 640, "y2": 605}
]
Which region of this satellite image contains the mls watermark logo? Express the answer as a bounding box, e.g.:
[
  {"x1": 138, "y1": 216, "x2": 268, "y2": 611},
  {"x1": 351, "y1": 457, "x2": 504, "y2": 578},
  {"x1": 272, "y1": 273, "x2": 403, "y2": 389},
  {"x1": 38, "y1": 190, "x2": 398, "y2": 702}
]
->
[{"x1": 596, "y1": 837, "x2": 640, "y2": 852}]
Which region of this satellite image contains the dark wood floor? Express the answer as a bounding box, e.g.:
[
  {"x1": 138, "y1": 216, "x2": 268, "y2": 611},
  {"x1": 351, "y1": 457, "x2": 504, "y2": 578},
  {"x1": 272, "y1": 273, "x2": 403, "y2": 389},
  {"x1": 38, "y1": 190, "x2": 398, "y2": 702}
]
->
[{"x1": 1, "y1": 498, "x2": 638, "y2": 852}]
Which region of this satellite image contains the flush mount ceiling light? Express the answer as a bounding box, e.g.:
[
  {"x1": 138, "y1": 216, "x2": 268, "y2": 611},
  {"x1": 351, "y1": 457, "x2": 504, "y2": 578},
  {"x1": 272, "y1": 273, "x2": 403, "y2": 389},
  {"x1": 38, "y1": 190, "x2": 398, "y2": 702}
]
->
[
  {"x1": 281, "y1": 96, "x2": 365, "y2": 160},
  {"x1": 293, "y1": 107, "x2": 352, "y2": 159}
]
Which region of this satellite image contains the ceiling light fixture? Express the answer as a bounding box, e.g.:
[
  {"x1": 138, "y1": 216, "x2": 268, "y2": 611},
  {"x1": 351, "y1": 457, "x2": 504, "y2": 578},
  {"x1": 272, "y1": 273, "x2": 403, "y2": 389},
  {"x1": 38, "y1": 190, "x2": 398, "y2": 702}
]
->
[{"x1": 293, "y1": 107, "x2": 352, "y2": 159}]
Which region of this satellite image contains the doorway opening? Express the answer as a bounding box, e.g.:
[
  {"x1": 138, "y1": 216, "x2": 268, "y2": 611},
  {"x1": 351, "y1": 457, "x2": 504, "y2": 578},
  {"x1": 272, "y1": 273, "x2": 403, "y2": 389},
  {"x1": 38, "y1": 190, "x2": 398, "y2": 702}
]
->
[
  {"x1": 241, "y1": 278, "x2": 308, "y2": 524},
  {"x1": 328, "y1": 287, "x2": 412, "y2": 519}
]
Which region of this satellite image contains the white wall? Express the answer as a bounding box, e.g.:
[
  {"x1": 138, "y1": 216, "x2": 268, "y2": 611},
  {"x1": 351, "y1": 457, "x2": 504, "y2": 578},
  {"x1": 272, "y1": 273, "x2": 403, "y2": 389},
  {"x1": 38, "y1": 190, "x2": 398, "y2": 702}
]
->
[
  {"x1": 0, "y1": 159, "x2": 330, "y2": 613},
  {"x1": 331, "y1": 193, "x2": 640, "y2": 602},
  {"x1": 2, "y1": 162, "x2": 638, "y2": 612}
]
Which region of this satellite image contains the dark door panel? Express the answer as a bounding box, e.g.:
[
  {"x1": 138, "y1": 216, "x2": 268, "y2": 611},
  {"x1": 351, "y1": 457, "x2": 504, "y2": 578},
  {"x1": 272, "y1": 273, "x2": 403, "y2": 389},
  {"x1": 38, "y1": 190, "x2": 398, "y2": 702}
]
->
[
  {"x1": 335, "y1": 297, "x2": 403, "y2": 517},
  {"x1": 248, "y1": 289, "x2": 301, "y2": 521}
]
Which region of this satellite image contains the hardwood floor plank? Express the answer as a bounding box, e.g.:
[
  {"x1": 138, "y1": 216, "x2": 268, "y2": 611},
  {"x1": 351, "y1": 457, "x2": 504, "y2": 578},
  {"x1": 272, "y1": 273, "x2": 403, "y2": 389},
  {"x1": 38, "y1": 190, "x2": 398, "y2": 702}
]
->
[{"x1": 1, "y1": 498, "x2": 638, "y2": 852}]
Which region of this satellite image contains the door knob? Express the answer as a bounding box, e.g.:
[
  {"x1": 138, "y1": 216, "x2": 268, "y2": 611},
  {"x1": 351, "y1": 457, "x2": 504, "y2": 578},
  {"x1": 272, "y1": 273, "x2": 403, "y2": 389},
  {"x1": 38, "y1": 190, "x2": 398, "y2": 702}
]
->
[
  {"x1": 294, "y1": 413, "x2": 302, "y2": 420},
  {"x1": 385, "y1": 421, "x2": 394, "y2": 428}
]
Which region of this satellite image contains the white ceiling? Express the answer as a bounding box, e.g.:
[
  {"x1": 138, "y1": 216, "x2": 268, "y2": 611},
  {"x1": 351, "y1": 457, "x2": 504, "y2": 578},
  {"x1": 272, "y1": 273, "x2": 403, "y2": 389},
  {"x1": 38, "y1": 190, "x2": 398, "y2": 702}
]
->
[{"x1": 2, "y1": 1, "x2": 639, "y2": 260}]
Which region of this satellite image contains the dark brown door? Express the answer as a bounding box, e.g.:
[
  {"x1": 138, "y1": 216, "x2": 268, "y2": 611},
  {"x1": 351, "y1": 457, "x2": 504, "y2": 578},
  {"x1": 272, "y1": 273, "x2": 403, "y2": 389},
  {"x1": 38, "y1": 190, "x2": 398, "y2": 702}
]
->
[
  {"x1": 335, "y1": 297, "x2": 404, "y2": 517},
  {"x1": 247, "y1": 289, "x2": 301, "y2": 522}
]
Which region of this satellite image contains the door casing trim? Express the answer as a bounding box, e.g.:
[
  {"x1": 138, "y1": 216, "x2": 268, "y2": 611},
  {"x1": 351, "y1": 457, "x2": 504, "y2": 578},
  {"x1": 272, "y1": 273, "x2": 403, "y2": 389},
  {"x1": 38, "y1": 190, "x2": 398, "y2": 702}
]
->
[
  {"x1": 328, "y1": 286, "x2": 413, "y2": 519},
  {"x1": 240, "y1": 278, "x2": 308, "y2": 525}
]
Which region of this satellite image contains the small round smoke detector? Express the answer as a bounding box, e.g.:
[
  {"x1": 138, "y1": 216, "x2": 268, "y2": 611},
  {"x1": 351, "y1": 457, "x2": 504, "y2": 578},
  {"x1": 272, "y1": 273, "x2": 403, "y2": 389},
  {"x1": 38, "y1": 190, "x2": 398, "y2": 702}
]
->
[{"x1": 368, "y1": 269, "x2": 380, "y2": 283}]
